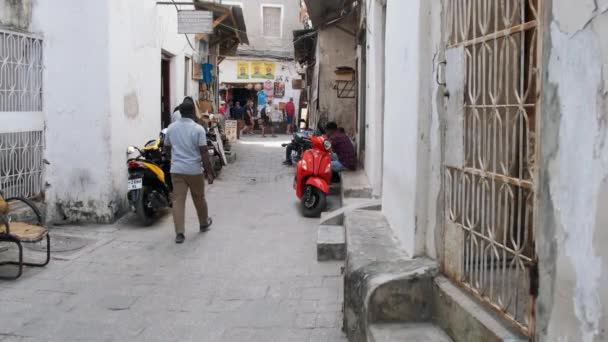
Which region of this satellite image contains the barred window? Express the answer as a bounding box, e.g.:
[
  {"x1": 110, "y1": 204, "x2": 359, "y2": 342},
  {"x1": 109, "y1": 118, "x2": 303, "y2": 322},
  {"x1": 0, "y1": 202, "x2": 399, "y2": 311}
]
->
[{"x1": 262, "y1": 6, "x2": 282, "y2": 38}]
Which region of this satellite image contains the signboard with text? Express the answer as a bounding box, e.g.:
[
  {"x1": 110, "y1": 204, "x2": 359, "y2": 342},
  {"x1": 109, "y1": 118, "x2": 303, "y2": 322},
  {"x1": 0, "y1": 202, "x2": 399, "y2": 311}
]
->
[
  {"x1": 177, "y1": 11, "x2": 213, "y2": 34},
  {"x1": 225, "y1": 120, "x2": 238, "y2": 143}
]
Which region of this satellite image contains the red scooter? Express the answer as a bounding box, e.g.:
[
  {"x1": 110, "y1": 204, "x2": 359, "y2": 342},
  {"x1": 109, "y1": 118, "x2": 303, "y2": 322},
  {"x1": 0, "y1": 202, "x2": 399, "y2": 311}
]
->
[{"x1": 294, "y1": 135, "x2": 332, "y2": 217}]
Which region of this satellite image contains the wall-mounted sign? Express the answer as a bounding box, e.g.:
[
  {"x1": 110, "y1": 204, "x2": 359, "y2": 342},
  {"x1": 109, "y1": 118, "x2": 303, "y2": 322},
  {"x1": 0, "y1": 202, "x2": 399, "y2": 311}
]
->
[
  {"x1": 236, "y1": 61, "x2": 276, "y2": 80},
  {"x1": 274, "y1": 82, "x2": 285, "y2": 98},
  {"x1": 178, "y1": 11, "x2": 213, "y2": 34},
  {"x1": 237, "y1": 61, "x2": 249, "y2": 79},
  {"x1": 263, "y1": 62, "x2": 275, "y2": 79},
  {"x1": 251, "y1": 61, "x2": 264, "y2": 78}
]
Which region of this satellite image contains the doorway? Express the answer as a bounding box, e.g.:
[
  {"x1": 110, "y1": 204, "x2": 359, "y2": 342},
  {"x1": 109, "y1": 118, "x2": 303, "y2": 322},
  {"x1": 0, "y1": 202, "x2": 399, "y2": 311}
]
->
[{"x1": 161, "y1": 57, "x2": 171, "y2": 128}]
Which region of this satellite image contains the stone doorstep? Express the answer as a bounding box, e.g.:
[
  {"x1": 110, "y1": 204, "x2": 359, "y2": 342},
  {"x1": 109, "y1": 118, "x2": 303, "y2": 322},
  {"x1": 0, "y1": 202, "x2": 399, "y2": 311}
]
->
[
  {"x1": 433, "y1": 276, "x2": 527, "y2": 342},
  {"x1": 320, "y1": 199, "x2": 382, "y2": 227},
  {"x1": 368, "y1": 323, "x2": 453, "y2": 342},
  {"x1": 317, "y1": 224, "x2": 345, "y2": 261},
  {"x1": 341, "y1": 170, "x2": 373, "y2": 199},
  {"x1": 342, "y1": 209, "x2": 528, "y2": 342}
]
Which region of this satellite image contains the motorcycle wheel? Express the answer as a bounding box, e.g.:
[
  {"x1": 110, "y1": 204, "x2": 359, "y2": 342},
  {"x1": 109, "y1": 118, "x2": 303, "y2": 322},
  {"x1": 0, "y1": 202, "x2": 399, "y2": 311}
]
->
[
  {"x1": 301, "y1": 185, "x2": 327, "y2": 218},
  {"x1": 135, "y1": 187, "x2": 155, "y2": 226}
]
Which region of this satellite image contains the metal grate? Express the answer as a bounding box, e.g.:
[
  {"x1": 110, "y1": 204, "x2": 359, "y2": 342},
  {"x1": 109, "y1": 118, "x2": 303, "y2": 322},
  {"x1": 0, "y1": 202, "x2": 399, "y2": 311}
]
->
[
  {"x1": 443, "y1": 0, "x2": 541, "y2": 335},
  {"x1": 0, "y1": 29, "x2": 43, "y2": 111},
  {"x1": 0, "y1": 29, "x2": 44, "y2": 199},
  {"x1": 0, "y1": 131, "x2": 45, "y2": 199}
]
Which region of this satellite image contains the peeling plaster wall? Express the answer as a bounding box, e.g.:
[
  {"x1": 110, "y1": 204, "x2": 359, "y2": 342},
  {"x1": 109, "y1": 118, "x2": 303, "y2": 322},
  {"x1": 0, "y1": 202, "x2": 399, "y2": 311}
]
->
[
  {"x1": 107, "y1": 0, "x2": 198, "y2": 215},
  {"x1": 314, "y1": 21, "x2": 357, "y2": 136},
  {"x1": 31, "y1": 0, "x2": 114, "y2": 223},
  {"x1": 538, "y1": 2, "x2": 608, "y2": 341},
  {"x1": 0, "y1": 0, "x2": 32, "y2": 30}
]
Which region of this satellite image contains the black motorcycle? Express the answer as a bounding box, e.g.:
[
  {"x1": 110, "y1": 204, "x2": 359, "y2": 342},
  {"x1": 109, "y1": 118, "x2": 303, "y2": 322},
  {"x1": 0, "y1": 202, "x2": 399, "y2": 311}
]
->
[{"x1": 282, "y1": 130, "x2": 312, "y2": 164}]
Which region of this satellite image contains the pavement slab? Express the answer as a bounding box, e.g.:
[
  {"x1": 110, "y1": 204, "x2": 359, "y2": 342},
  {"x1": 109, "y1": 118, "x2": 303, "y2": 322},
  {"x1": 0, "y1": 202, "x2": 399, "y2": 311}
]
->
[{"x1": 0, "y1": 136, "x2": 347, "y2": 342}]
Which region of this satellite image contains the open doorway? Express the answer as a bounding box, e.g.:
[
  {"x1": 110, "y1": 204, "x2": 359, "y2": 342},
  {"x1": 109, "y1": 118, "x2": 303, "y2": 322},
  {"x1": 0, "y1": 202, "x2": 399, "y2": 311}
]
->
[{"x1": 161, "y1": 55, "x2": 172, "y2": 128}]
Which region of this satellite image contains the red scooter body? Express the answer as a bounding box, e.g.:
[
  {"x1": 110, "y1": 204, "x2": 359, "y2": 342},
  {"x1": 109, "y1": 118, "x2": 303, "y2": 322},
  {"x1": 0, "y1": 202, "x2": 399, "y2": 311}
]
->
[{"x1": 294, "y1": 135, "x2": 332, "y2": 217}]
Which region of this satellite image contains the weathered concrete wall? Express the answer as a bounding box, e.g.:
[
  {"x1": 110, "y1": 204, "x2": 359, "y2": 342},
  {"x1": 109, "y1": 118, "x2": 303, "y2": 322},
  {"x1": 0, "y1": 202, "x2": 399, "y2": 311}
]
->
[
  {"x1": 537, "y1": 1, "x2": 608, "y2": 341},
  {"x1": 29, "y1": 0, "x2": 197, "y2": 223},
  {"x1": 31, "y1": 0, "x2": 114, "y2": 222},
  {"x1": 315, "y1": 20, "x2": 357, "y2": 136},
  {"x1": 0, "y1": 0, "x2": 32, "y2": 30},
  {"x1": 363, "y1": 0, "x2": 385, "y2": 197}
]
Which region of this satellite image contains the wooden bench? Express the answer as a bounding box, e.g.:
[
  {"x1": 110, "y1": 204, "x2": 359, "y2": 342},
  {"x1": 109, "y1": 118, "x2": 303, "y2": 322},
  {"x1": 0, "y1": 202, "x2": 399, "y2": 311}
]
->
[{"x1": 0, "y1": 191, "x2": 50, "y2": 280}]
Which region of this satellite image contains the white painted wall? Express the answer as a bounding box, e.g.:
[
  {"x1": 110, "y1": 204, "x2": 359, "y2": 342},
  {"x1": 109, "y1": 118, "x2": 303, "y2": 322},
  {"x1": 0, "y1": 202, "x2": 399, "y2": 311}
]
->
[
  {"x1": 363, "y1": 0, "x2": 386, "y2": 198},
  {"x1": 218, "y1": 58, "x2": 301, "y2": 111},
  {"x1": 30, "y1": 0, "x2": 197, "y2": 222},
  {"x1": 381, "y1": 0, "x2": 429, "y2": 256}
]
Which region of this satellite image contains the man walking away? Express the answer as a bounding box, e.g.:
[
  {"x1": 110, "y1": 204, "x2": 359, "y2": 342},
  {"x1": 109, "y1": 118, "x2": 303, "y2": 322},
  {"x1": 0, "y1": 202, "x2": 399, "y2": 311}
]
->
[
  {"x1": 164, "y1": 100, "x2": 215, "y2": 244},
  {"x1": 325, "y1": 122, "x2": 356, "y2": 172},
  {"x1": 285, "y1": 97, "x2": 296, "y2": 134}
]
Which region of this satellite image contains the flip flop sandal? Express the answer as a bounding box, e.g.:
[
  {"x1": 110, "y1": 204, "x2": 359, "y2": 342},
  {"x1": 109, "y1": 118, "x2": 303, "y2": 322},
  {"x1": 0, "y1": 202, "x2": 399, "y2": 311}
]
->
[{"x1": 200, "y1": 217, "x2": 213, "y2": 232}]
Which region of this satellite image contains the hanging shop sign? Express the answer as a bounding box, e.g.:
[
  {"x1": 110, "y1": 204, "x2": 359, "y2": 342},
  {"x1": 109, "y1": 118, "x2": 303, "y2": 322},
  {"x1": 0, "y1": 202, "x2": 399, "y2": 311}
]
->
[
  {"x1": 177, "y1": 11, "x2": 213, "y2": 34},
  {"x1": 237, "y1": 61, "x2": 249, "y2": 79}
]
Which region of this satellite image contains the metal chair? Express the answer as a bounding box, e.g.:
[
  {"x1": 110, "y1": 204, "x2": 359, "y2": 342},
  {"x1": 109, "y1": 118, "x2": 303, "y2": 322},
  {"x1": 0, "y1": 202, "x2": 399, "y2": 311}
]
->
[{"x1": 0, "y1": 191, "x2": 50, "y2": 280}]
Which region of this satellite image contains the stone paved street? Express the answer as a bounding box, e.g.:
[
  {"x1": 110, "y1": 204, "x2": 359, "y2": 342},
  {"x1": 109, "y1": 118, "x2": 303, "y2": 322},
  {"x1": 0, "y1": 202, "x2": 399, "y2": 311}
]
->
[{"x1": 0, "y1": 137, "x2": 347, "y2": 342}]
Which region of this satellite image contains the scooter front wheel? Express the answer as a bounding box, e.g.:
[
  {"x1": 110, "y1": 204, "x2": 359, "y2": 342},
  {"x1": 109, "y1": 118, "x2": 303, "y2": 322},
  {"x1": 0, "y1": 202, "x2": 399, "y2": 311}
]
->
[{"x1": 301, "y1": 185, "x2": 327, "y2": 218}]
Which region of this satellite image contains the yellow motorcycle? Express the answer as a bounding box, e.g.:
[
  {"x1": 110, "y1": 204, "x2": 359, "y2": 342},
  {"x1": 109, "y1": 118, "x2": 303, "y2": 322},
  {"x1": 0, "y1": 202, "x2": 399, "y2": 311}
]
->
[{"x1": 126, "y1": 130, "x2": 171, "y2": 225}]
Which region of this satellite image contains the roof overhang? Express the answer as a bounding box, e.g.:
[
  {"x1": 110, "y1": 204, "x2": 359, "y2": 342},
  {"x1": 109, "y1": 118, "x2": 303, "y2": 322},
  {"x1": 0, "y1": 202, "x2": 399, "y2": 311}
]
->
[
  {"x1": 303, "y1": 0, "x2": 346, "y2": 27},
  {"x1": 193, "y1": 0, "x2": 249, "y2": 56},
  {"x1": 293, "y1": 29, "x2": 317, "y2": 64}
]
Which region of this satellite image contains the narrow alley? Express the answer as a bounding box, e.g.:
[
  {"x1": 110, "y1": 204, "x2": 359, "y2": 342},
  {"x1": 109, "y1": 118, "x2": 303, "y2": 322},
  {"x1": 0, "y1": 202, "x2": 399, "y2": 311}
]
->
[{"x1": 0, "y1": 138, "x2": 346, "y2": 342}]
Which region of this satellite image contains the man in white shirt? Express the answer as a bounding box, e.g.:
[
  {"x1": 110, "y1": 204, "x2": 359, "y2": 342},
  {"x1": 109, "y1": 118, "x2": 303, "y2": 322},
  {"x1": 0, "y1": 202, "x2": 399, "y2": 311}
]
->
[{"x1": 164, "y1": 100, "x2": 215, "y2": 244}]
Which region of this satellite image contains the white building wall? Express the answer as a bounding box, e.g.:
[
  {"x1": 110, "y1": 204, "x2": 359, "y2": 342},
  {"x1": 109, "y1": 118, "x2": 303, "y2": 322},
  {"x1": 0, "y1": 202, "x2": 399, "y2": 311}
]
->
[
  {"x1": 363, "y1": 0, "x2": 386, "y2": 198},
  {"x1": 30, "y1": 0, "x2": 197, "y2": 222},
  {"x1": 381, "y1": 0, "x2": 429, "y2": 256}
]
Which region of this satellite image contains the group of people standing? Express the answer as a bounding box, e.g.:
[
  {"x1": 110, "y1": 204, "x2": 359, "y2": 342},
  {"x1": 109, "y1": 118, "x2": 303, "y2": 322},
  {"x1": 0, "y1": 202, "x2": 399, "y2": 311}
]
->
[{"x1": 222, "y1": 91, "x2": 296, "y2": 138}]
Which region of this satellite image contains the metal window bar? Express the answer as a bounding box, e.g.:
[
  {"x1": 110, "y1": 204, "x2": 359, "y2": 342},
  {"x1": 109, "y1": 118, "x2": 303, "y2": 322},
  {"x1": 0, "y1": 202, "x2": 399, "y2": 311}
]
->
[
  {"x1": 0, "y1": 29, "x2": 44, "y2": 199},
  {"x1": 443, "y1": 0, "x2": 540, "y2": 335}
]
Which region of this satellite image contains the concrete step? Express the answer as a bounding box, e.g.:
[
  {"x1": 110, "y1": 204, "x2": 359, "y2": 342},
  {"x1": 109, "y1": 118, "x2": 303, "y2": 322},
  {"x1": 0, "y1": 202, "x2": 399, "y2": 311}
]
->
[
  {"x1": 320, "y1": 199, "x2": 382, "y2": 226},
  {"x1": 369, "y1": 323, "x2": 453, "y2": 342},
  {"x1": 341, "y1": 170, "x2": 372, "y2": 199},
  {"x1": 317, "y1": 224, "x2": 345, "y2": 261}
]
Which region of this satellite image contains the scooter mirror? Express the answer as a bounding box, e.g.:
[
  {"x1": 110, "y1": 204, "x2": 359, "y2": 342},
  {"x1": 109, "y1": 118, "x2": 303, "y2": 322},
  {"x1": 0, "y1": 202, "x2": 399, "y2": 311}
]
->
[{"x1": 127, "y1": 146, "x2": 137, "y2": 155}]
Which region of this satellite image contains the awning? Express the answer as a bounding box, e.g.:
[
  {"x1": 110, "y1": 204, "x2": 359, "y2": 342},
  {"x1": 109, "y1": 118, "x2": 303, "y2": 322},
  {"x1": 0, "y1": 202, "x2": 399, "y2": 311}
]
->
[{"x1": 193, "y1": 0, "x2": 249, "y2": 57}]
